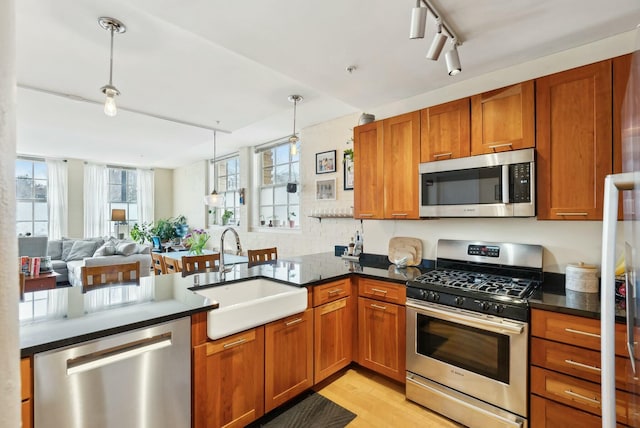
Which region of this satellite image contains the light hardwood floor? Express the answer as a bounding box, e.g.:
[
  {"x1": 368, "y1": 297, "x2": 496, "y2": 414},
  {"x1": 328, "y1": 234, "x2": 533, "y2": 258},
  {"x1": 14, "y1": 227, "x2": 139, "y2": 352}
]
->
[{"x1": 314, "y1": 366, "x2": 464, "y2": 428}]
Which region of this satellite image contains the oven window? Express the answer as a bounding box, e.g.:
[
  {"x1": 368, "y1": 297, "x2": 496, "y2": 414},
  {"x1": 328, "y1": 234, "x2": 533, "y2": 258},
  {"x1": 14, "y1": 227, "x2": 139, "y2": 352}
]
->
[
  {"x1": 416, "y1": 313, "x2": 509, "y2": 383},
  {"x1": 422, "y1": 166, "x2": 502, "y2": 205}
]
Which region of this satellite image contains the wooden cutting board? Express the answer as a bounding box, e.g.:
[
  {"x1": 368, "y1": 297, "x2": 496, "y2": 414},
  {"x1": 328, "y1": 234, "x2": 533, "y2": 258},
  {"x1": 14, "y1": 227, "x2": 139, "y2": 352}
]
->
[{"x1": 388, "y1": 237, "x2": 423, "y2": 267}]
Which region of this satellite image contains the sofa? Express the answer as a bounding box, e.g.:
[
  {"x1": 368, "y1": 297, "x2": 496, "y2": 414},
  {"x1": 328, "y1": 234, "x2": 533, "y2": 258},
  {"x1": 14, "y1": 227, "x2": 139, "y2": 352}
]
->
[{"x1": 47, "y1": 237, "x2": 152, "y2": 287}]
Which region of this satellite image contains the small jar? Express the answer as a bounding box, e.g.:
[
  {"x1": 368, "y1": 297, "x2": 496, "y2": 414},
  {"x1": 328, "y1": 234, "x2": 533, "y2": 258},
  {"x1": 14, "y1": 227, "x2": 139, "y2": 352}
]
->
[{"x1": 566, "y1": 262, "x2": 599, "y2": 293}]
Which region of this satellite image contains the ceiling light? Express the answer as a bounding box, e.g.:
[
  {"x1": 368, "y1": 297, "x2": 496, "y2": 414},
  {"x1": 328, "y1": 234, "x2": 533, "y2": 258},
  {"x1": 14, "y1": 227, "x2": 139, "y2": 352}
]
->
[
  {"x1": 98, "y1": 17, "x2": 126, "y2": 117},
  {"x1": 426, "y1": 19, "x2": 447, "y2": 60},
  {"x1": 204, "y1": 130, "x2": 225, "y2": 207},
  {"x1": 409, "y1": 0, "x2": 428, "y2": 39},
  {"x1": 445, "y1": 40, "x2": 462, "y2": 76},
  {"x1": 288, "y1": 95, "x2": 303, "y2": 156}
]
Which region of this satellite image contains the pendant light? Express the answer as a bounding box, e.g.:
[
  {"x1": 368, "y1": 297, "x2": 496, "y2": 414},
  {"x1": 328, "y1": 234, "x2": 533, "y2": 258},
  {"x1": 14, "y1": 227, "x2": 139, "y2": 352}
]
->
[
  {"x1": 288, "y1": 95, "x2": 303, "y2": 155},
  {"x1": 204, "y1": 130, "x2": 225, "y2": 207},
  {"x1": 98, "y1": 17, "x2": 126, "y2": 117}
]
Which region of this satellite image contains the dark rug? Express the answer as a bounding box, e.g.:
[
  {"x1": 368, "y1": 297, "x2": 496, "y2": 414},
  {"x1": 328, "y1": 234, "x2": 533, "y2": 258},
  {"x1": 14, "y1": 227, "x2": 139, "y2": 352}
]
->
[{"x1": 246, "y1": 391, "x2": 357, "y2": 428}]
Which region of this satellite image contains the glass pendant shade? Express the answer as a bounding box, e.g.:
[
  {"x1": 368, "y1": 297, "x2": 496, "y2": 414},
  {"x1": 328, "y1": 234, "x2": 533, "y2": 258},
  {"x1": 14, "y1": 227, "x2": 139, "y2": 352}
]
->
[
  {"x1": 204, "y1": 191, "x2": 224, "y2": 207},
  {"x1": 103, "y1": 86, "x2": 119, "y2": 116}
]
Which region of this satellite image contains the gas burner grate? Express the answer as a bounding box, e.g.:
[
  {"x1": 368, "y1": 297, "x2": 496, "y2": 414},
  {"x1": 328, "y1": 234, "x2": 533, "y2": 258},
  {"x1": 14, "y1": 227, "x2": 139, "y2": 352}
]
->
[{"x1": 414, "y1": 269, "x2": 536, "y2": 299}]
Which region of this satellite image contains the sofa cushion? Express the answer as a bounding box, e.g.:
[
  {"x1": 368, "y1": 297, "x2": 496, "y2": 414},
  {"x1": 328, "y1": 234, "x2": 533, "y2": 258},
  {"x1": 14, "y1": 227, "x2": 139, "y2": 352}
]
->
[
  {"x1": 66, "y1": 240, "x2": 100, "y2": 261},
  {"x1": 115, "y1": 241, "x2": 137, "y2": 256},
  {"x1": 61, "y1": 240, "x2": 75, "y2": 261},
  {"x1": 136, "y1": 244, "x2": 151, "y2": 254},
  {"x1": 47, "y1": 240, "x2": 63, "y2": 260},
  {"x1": 94, "y1": 241, "x2": 117, "y2": 257}
]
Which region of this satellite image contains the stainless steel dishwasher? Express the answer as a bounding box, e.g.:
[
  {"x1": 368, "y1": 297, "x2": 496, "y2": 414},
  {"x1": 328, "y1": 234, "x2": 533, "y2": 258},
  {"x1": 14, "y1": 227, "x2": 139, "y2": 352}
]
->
[{"x1": 34, "y1": 317, "x2": 191, "y2": 428}]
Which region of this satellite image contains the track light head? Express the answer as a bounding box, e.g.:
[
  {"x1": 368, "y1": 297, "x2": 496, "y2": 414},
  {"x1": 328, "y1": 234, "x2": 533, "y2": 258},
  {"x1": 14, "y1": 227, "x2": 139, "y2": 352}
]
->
[
  {"x1": 445, "y1": 41, "x2": 461, "y2": 76},
  {"x1": 409, "y1": 1, "x2": 428, "y2": 39},
  {"x1": 426, "y1": 21, "x2": 448, "y2": 60}
]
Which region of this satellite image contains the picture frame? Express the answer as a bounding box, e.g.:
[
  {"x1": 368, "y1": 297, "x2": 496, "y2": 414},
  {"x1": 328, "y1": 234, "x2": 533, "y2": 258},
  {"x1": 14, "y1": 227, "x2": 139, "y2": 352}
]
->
[
  {"x1": 343, "y1": 153, "x2": 354, "y2": 190},
  {"x1": 316, "y1": 178, "x2": 336, "y2": 200},
  {"x1": 315, "y1": 150, "x2": 337, "y2": 174}
]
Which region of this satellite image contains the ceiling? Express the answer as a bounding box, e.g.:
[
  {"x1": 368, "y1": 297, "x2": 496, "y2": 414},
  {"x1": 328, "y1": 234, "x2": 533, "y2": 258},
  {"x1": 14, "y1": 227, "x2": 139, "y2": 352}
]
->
[{"x1": 15, "y1": 0, "x2": 640, "y2": 169}]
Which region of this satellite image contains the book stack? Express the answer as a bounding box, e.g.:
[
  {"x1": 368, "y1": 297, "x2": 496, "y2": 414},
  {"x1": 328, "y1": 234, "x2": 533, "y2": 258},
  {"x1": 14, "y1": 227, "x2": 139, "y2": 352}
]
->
[{"x1": 19, "y1": 256, "x2": 41, "y2": 276}]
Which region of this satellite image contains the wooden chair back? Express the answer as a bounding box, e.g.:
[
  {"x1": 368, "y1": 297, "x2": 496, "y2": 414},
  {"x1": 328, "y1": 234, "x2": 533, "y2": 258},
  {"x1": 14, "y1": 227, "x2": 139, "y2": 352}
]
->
[
  {"x1": 81, "y1": 262, "x2": 140, "y2": 293},
  {"x1": 164, "y1": 257, "x2": 182, "y2": 274},
  {"x1": 151, "y1": 252, "x2": 167, "y2": 275},
  {"x1": 19, "y1": 272, "x2": 25, "y2": 301},
  {"x1": 181, "y1": 254, "x2": 220, "y2": 274},
  {"x1": 247, "y1": 247, "x2": 278, "y2": 266}
]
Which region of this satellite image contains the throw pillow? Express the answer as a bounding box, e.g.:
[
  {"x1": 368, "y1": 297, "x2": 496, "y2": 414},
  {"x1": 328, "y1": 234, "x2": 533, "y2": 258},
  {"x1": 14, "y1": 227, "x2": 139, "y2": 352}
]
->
[
  {"x1": 93, "y1": 242, "x2": 117, "y2": 257},
  {"x1": 61, "y1": 240, "x2": 75, "y2": 261},
  {"x1": 65, "y1": 240, "x2": 100, "y2": 261},
  {"x1": 47, "y1": 240, "x2": 63, "y2": 260},
  {"x1": 115, "y1": 241, "x2": 137, "y2": 256}
]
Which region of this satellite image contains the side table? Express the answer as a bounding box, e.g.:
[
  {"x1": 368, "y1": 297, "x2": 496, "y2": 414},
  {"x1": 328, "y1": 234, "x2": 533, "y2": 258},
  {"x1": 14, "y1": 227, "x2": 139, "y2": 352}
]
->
[{"x1": 23, "y1": 271, "x2": 60, "y2": 293}]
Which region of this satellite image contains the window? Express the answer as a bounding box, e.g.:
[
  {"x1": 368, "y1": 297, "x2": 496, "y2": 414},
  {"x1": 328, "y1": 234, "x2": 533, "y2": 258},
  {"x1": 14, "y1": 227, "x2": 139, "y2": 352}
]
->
[
  {"x1": 215, "y1": 156, "x2": 240, "y2": 226},
  {"x1": 16, "y1": 158, "x2": 48, "y2": 236},
  {"x1": 108, "y1": 167, "x2": 138, "y2": 236},
  {"x1": 259, "y1": 142, "x2": 299, "y2": 227}
]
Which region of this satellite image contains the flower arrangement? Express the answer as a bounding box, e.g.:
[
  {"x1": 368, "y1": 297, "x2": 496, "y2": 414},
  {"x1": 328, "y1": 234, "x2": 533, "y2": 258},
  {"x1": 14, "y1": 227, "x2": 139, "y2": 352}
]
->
[{"x1": 184, "y1": 229, "x2": 210, "y2": 255}]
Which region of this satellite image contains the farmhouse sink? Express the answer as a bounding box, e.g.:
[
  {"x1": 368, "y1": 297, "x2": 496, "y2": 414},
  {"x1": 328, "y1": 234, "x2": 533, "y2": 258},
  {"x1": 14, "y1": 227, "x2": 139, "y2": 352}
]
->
[{"x1": 194, "y1": 279, "x2": 307, "y2": 340}]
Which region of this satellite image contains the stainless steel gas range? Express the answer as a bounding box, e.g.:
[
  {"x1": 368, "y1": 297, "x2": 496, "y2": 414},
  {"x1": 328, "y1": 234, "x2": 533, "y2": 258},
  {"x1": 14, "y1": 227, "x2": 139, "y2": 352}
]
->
[{"x1": 405, "y1": 239, "x2": 543, "y2": 428}]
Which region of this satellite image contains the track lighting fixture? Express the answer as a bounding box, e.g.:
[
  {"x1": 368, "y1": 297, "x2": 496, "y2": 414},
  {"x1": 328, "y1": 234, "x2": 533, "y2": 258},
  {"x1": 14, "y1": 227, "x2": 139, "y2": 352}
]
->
[
  {"x1": 426, "y1": 19, "x2": 447, "y2": 61},
  {"x1": 408, "y1": 0, "x2": 463, "y2": 75},
  {"x1": 98, "y1": 17, "x2": 126, "y2": 117},
  {"x1": 409, "y1": 0, "x2": 428, "y2": 39},
  {"x1": 288, "y1": 95, "x2": 303, "y2": 156},
  {"x1": 445, "y1": 40, "x2": 462, "y2": 75}
]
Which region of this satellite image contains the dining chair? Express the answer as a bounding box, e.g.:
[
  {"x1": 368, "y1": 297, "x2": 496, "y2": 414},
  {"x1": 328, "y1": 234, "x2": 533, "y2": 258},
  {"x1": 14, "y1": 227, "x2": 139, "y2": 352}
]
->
[
  {"x1": 164, "y1": 256, "x2": 182, "y2": 274},
  {"x1": 247, "y1": 247, "x2": 278, "y2": 266},
  {"x1": 151, "y1": 252, "x2": 167, "y2": 275},
  {"x1": 181, "y1": 254, "x2": 220, "y2": 274},
  {"x1": 81, "y1": 261, "x2": 140, "y2": 293}
]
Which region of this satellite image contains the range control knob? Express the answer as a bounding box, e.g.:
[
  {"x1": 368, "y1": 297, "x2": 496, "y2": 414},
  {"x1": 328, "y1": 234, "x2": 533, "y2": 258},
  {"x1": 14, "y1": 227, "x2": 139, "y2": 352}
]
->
[
  {"x1": 454, "y1": 296, "x2": 465, "y2": 306},
  {"x1": 479, "y1": 301, "x2": 490, "y2": 311},
  {"x1": 493, "y1": 304, "x2": 504, "y2": 314},
  {"x1": 432, "y1": 292, "x2": 440, "y2": 302},
  {"x1": 419, "y1": 289, "x2": 427, "y2": 299}
]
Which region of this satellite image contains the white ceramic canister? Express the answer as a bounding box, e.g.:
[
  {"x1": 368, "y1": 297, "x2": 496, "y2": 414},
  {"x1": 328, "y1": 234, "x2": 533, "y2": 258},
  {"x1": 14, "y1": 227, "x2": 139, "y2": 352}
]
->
[{"x1": 565, "y1": 262, "x2": 599, "y2": 293}]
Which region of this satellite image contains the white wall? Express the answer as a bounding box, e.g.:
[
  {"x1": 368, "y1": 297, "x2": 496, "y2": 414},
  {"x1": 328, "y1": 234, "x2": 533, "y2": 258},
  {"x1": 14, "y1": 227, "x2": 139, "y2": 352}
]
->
[{"x1": 173, "y1": 160, "x2": 207, "y2": 230}]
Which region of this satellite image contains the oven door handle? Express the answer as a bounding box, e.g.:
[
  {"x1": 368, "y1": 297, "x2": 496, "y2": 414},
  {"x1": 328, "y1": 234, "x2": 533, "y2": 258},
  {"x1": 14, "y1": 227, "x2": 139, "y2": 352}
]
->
[{"x1": 406, "y1": 301, "x2": 524, "y2": 335}]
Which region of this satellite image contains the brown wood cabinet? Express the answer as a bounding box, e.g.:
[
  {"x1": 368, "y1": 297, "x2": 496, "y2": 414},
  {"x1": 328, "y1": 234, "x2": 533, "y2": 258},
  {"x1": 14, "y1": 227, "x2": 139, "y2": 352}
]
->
[
  {"x1": 312, "y1": 280, "x2": 353, "y2": 384},
  {"x1": 192, "y1": 327, "x2": 265, "y2": 428},
  {"x1": 21, "y1": 357, "x2": 32, "y2": 428},
  {"x1": 536, "y1": 61, "x2": 612, "y2": 220},
  {"x1": 420, "y1": 98, "x2": 470, "y2": 163},
  {"x1": 354, "y1": 111, "x2": 420, "y2": 219},
  {"x1": 471, "y1": 80, "x2": 535, "y2": 155},
  {"x1": 530, "y1": 309, "x2": 640, "y2": 427},
  {"x1": 357, "y1": 279, "x2": 406, "y2": 383},
  {"x1": 265, "y1": 309, "x2": 314, "y2": 412}
]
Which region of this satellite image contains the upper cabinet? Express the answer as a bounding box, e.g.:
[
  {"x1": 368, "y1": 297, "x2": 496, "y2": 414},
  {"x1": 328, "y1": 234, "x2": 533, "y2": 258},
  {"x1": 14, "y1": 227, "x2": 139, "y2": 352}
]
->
[
  {"x1": 354, "y1": 112, "x2": 420, "y2": 219},
  {"x1": 471, "y1": 81, "x2": 535, "y2": 155},
  {"x1": 536, "y1": 60, "x2": 612, "y2": 220},
  {"x1": 420, "y1": 98, "x2": 470, "y2": 163}
]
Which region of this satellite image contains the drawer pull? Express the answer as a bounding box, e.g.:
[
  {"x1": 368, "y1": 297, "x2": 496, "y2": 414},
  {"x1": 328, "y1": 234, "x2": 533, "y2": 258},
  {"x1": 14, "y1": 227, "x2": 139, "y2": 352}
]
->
[
  {"x1": 285, "y1": 318, "x2": 303, "y2": 326},
  {"x1": 327, "y1": 289, "x2": 343, "y2": 296},
  {"x1": 565, "y1": 359, "x2": 601, "y2": 372},
  {"x1": 359, "y1": 213, "x2": 374, "y2": 217},
  {"x1": 564, "y1": 389, "x2": 600, "y2": 405},
  {"x1": 433, "y1": 152, "x2": 453, "y2": 159},
  {"x1": 488, "y1": 143, "x2": 513, "y2": 150},
  {"x1": 370, "y1": 288, "x2": 388, "y2": 295},
  {"x1": 564, "y1": 328, "x2": 601, "y2": 338},
  {"x1": 391, "y1": 213, "x2": 408, "y2": 217},
  {"x1": 371, "y1": 304, "x2": 387, "y2": 311},
  {"x1": 223, "y1": 338, "x2": 247, "y2": 349},
  {"x1": 556, "y1": 212, "x2": 589, "y2": 216}
]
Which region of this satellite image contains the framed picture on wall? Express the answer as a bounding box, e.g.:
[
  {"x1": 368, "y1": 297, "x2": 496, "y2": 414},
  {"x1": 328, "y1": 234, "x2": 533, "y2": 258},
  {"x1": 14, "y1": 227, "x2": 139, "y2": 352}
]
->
[
  {"x1": 344, "y1": 153, "x2": 354, "y2": 190},
  {"x1": 316, "y1": 178, "x2": 336, "y2": 200},
  {"x1": 315, "y1": 150, "x2": 337, "y2": 174}
]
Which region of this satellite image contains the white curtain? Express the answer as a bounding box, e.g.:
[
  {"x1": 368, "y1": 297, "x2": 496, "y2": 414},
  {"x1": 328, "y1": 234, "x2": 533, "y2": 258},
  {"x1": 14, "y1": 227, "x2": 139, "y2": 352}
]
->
[
  {"x1": 136, "y1": 168, "x2": 154, "y2": 224},
  {"x1": 46, "y1": 159, "x2": 68, "y2": 239},
  {"x1": 84, "y1": 163, "x2": 108, "y2": 238}
]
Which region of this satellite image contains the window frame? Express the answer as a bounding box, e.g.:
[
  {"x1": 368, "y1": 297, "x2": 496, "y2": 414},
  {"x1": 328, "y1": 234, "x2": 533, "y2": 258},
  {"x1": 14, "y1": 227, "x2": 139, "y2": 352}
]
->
[
  {"x1": 257, "y1": 141, "x2": 300, "y2": 228},
  {"x1": 107, "y1": 167, "x2": 138, "y2": 236},
  {"x1": 15, "y1": 158, "x2": 48, "y2": 236},
  {"x1": 210, "y1": 155, "x2": 241, "y2": 226}
]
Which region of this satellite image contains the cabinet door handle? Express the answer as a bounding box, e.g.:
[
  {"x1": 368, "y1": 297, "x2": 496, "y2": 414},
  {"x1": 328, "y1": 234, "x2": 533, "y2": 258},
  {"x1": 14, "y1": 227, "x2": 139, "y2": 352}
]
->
[
  {"x1": 565, "y1": 359, "x2": 601, "y2": 372},
  {"x1": 370, "y1": 288, "x2": 388, "y2": 295},
  {"x1": 565, "y1": 328, "x2": 601, "y2": 338},
  {"x1": 391, "y1": 213, "x2": 408, "y2": 217},
  {"x1": 285, "y1": 318, "x2": 303, "y2": 326},
  {"x1": 370, "y1": 304, "x2": 387, "y2": 311},
  {"x1": 359, "y1": 213, "x2": 374, "y2": 218},
  {"x1": 223, "y1": 338, "x2": 247, "y2": 349},
  {"x1": 488, "y1": 143, "x2": 513, "y2": 150},
  {"x1": 433, "y1": 152, "x2": 453, "y2": 159},
  {"x1": 556, "y1": 212, "x2": 589, "y2": 216},
  {"x1": 564, "y1": 389, "x2": 600, "y2": 405},
  {"x1": 327, "y1": 289, "x2": 343, "y2": 296}
]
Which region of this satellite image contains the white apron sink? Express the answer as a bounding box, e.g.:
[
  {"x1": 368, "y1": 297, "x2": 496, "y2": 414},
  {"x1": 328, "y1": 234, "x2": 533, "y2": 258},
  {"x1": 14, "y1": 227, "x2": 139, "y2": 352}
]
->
[{"x1": 194, "y1": 279, "x2": 307, "y2": 340}]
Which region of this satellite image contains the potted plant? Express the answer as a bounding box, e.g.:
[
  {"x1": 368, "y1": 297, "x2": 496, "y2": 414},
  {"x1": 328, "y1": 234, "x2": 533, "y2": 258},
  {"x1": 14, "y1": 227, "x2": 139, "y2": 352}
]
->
[
  {"x1": 183, "y1": 229, "x2": 210, "y2": 255},
  {"x1": 222, "y1": 209, "x2": 233, "y2": 226},
  {"x1": 151, "y1": 218, "x2": 178, "y2": 242},
  {"x1": 288, "y1": 212, "x2": 296, "y2": 228},
  {"x1": 130, "y1": 222, "x2": 153, "y2": 244},
  {"x1": 172, "y1": 215, "x2": 189, "y2": 238}
]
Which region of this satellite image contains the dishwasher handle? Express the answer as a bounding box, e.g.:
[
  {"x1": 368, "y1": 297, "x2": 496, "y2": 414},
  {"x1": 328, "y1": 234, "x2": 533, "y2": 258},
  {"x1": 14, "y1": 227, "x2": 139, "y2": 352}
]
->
[{"x1": 67, "y1": 332, "x2": 172, "y2": 375}]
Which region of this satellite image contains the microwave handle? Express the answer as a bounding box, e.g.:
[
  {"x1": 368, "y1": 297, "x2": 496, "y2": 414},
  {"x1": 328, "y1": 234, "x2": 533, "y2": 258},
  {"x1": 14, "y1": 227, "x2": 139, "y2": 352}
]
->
[{"x1": 502, "y1": 165, "x2": 510, "y2": 204}]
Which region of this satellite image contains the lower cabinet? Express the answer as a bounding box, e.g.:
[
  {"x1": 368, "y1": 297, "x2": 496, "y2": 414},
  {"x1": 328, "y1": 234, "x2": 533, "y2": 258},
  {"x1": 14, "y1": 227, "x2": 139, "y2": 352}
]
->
[
  {"x1": 21, "y1": 357, "x2": 32, "y2": 428},
  {"x1": 192, "y1": 327, "x2": 265, "y2": 428},
  {"x1": 265, "y1": 309, "x2": 314, "y2": 412}
]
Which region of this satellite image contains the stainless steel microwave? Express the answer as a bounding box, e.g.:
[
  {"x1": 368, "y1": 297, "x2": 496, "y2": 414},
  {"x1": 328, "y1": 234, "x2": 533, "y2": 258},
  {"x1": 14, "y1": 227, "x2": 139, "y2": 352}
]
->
[{"x1": 419, "y1": 148, "x2": 535, "y2": 217}]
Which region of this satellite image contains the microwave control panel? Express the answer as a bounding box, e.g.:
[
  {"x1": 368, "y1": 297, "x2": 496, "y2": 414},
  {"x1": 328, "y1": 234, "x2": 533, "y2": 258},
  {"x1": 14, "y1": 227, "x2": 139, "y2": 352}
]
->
[{"x1": 510, "y1": 163, "x2": 531, "y2": 203}]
